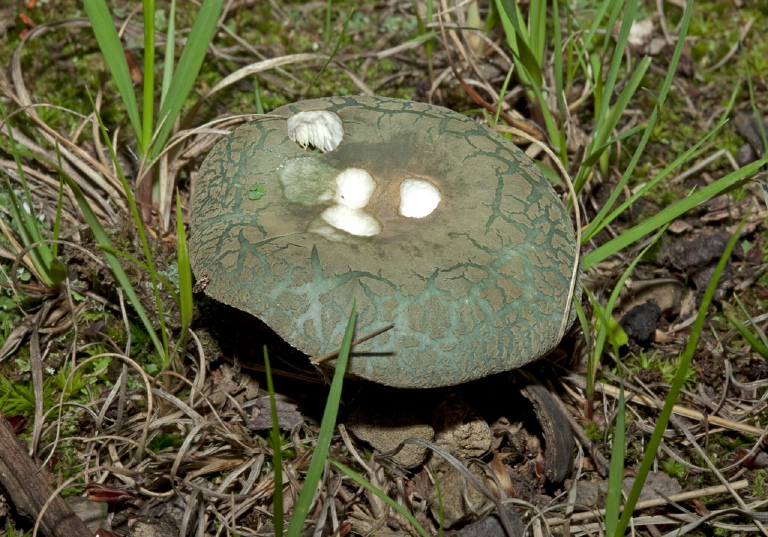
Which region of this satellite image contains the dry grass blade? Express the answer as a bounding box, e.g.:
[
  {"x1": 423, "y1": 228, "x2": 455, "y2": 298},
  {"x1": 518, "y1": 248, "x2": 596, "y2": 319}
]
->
[
  {"x1": 565, "y1": 372, "x2": 767, "y2": 438},
  {"x1": 0, "y1": 24, "x2": 128, "y2": 222},
  {"x1": 546, "y1": 479, "x2": 749, "y2": 526}
]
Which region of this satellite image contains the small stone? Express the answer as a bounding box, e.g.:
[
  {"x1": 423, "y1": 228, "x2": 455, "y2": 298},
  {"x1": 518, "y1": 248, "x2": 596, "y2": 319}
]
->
[
  {"x1": 347, "y1": 403, "x2": 434, "y2": 469},
  {"x1": 432, "y1": 395, "x2": 492, "y2": 460},
  {"x1": 129, "y1": 519, "x2": 180, "y2": 537},
  {"x1": 429, "y1": 464, "x2": 492, "y2": 528},
  {"x1": 619, "y1": 302, "x2": 661, "y2": 347}
]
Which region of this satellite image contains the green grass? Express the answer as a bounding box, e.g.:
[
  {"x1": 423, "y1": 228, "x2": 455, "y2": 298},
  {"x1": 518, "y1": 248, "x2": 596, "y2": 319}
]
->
[{"x1": 606, "y1": 216, "x2": 747, "y2": 536}]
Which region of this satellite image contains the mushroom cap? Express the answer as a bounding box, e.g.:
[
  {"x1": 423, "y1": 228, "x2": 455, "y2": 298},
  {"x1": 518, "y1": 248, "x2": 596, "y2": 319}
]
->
[{"x1": 190, "y1": 96, "x2": 580, "y2": 388}]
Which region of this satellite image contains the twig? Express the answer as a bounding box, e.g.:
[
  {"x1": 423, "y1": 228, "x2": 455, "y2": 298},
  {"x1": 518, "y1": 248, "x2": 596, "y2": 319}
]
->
[
  {"x1": 564, "y1": 373, "x2": 766, "y2": 437},
  {"x1": 545, "y1": 479, "x2": 749, "y2": 526},
  {"x1": 312, "y1": 324, "x2": 395, "y2": 364},
  {"x1": 705, "y1": 17, "x2": 754, "y2": 73}
]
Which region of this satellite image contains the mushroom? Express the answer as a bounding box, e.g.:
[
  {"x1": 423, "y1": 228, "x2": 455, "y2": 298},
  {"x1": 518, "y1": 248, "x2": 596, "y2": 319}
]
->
[{"x1": 190, "y1": 96, "x2": 580, "y2": 389}]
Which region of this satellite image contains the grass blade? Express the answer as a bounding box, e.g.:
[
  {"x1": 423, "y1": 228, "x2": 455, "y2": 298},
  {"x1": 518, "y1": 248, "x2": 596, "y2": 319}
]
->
[
  {"x1": 590, "y1": 0, "x2": 637, "y2": 140},
  {"x1": 582, "y1": 156, "x2": 768, "y2": 269},
  {"x1": 604, "y1": 383, "x2": 626, "y2": 536},
  {"x1": 89, "y1": 96, "x2": 170, "y2": 363},
  {"x1": 585, "y1": 226, "x2": 666, "y2": 413},
  {"x1": 286, "y1": 302, "x2": 357, "y2": 536},
  {"x1": 175, "y1": 192, "x2": 193, "y2": 348},
  {"x1": 59, "y1": 174, "x2": 165, "y2": 360},
  {"x1": 0, "y1": 100, "x2": 55, "y2": 287},
  {"x1": 264, "y1": 347, "x2": 284, "y2": 537},
  {"x1": 586, "y1": 56, "x2": 651, "y2": 165},
  {"x1": 151, "y1": 0, "x2": 224, "y2": 160},
  {"x1": 584, "y1": 117, "x2": 727, "y2": 242},
  {"x1": 614, "y1": 214, "x2": 747, "y2": 535},
  {"x1": 160, "y1": 0, "x2": 177, "y2": 108},
  {"x1": 329, "y1": 458, "x2": 429, "y2": 537},
  {"x1": 576, "y1": 0, "x2": 695, "y2": 198},
  {"x1": 495, "y1": 0, "x2": 543, "y2": 86},
  {"x1": 82, "y1": 0, "x2": 142, "y2": 142},
  {"x1": 142, "y1": 0, "x2": 156, "y2": 154}
]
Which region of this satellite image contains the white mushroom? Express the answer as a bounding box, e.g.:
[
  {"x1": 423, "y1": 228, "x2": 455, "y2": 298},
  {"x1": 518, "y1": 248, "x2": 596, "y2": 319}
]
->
[{"x1": 287, "y1": 110, "x2": 344, "y2": 152}]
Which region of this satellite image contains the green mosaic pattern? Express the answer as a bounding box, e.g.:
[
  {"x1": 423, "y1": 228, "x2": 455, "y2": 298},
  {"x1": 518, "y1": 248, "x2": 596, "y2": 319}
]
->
[{"x1": 190, "y1": 96, "x2": 580, "y2": 388}]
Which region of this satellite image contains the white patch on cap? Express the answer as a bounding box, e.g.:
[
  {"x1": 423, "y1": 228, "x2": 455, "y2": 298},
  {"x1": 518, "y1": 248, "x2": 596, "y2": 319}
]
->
[
  {"x1": 318, "y1": 168, "x2": 380, "y2": 237},
  {"x1": 399, "y1": 178, "x2": 441, "y2": 218},
  {"x1": 287, "y1": 110, "x2": 343, "y2": 152},
  {"x1": 335, "y1": 168, "x2": 376, "y2": 209},
  {"x1": 321, "y1": 206, "x2": 381, "y2": 236}
]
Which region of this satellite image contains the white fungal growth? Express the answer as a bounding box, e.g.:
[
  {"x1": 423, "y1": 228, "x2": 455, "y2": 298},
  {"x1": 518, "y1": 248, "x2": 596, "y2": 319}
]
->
[
  {"x1": 399, "y1": 178, "x2": 441, "y2": 218},
  {"x1": 334, "y1": 168, "x2": 376, "y2": 209},
  {"x1": 321, "y1": 168, "x2": 380, "y2": 236},
  {"x1": 321, "y1": 206, "x2": 381, "y2": 236},
  {"x1": 287, "y1": 110, "x2": 344, "y2": 152}
]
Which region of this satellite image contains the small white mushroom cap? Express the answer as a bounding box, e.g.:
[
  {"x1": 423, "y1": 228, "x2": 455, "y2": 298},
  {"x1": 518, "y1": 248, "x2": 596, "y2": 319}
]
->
[
  {"x1": 287, "y1": 110, "x2": 344, "y2": 152},
  {"x1": 399, "y1": 178, "x2": 442, "y2": 218}
]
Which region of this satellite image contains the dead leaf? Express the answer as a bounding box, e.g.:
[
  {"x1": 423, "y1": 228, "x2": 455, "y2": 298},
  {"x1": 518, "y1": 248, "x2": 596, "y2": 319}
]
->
[
  {"x1": 623, "y1": 472, "x2": 681, "y2": 502},
  {"x1": 488, "y1": 451, "x2": 515, "y2": 498},
  {"x1": 248, "y1": 397, "x2": 303, "y2": 431}
]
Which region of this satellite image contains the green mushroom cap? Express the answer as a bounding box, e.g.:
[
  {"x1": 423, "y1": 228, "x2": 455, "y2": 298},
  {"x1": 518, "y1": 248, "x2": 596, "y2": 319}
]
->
[{"x1": 190, "y1": 96, "x2": 580, "y2": 388}]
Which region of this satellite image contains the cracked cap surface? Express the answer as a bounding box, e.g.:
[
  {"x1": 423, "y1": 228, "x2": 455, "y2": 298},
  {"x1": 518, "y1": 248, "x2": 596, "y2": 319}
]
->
[{"x1": 190, "y1": 95, "x2": 580, "y2": 388}]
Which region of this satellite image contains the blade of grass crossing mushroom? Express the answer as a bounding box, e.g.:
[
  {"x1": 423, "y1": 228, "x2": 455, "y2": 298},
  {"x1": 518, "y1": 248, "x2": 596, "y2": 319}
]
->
[
  {"x1": 263, "y1": 346, "x2": 284, "y2": 537},
  {"x1": 604, "y1": 382, "x2": 626, "y2": 537},
  {"x1": 286, "y1": 302, "x2": 357, "y2": 537},
  {"x1": 614, "y1": 213, "x2": 748, "y2": 536},
  {"x1": 328, "y1": 458, "x2": 429, "y2": 537}
]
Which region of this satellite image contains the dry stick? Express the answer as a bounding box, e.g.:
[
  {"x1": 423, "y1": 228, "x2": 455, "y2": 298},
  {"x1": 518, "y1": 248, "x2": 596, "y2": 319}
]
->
[
  {"x1": 0, "y1": 416, "x2": 93, "y2": 537},
  {"x1": 671, "y1": 148, "x2": 739, "y2": 184},
  {"x1": 545, "y1": 479, "x2": 749, "y2": 526},
  {"x1": 312, "y1": 324, "x2": 395, "y2": 364},
  {"x1": 705, "y1": 17, "x2": 754, "y2": 73},
  {"x1": 564, "y1": 373, "x2": 766, "y2": 438}
]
